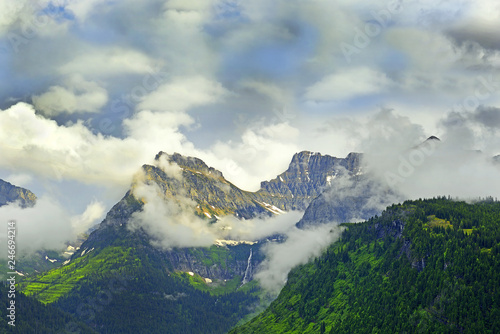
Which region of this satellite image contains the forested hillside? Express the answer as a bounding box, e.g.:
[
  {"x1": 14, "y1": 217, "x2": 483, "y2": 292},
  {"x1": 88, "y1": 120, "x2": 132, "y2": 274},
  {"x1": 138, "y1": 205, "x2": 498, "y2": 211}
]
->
[
  {"x1": 18, "y1": 226, "x2": 261, "y2": 334},
  {"x1": 231, "y1": 198, "x2": 500, "y2": 333},
  {"x1": 0, "y1": 284, "x2": 96, "y2": 333}
]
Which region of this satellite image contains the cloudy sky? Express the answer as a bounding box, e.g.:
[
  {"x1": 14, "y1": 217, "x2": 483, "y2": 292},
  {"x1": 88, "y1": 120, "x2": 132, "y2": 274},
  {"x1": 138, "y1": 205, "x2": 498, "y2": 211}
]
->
[{"x1": 1, "y1": 0, "x2": 500, "y2": 230}]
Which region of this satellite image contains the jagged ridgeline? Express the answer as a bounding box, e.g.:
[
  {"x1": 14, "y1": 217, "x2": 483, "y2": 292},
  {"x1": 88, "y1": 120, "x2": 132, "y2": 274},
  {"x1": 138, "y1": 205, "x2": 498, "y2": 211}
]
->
[
  {"x1": 0, "y1": 178, "x2": 36, "y2": 208},
  {"x1": 259, "y1": 151, "x2": 363, "y2": 210},
  {"x1": 230, "y1": 198, "x2": 500, "y2": 334},
  {"x1": 18, "y1": 151, "x2": 362, "y2": 333},
  {"x1": 101, "y1": 151, "x2": 362, "y2": 224}
]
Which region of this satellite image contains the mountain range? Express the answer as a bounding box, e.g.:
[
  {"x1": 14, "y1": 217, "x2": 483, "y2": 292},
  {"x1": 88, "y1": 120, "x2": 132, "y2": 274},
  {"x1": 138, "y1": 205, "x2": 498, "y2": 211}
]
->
[
  {"x1": 3, "y1": 144, "x2": 500, "y2": 333},
  {"x1": 14, "y1": 150, "x2": 367, "y2": 333}
]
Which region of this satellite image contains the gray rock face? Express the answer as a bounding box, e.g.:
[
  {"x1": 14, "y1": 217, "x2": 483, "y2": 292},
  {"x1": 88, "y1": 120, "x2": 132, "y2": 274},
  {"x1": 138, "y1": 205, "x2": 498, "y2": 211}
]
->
[
  {"x1": 162, "y1": 247, "x2": 255, "y2": 281},
  {"x1": 368, "y1": 218, "x2": 406, "y2": 240},
  {"x1": 297, "y1": 175, "x2": 402, "y2": 228},
  {"x1": 0, "y1": 179, "x2": 36, "y2": 208},
  {"x1": 258, "y1": 151, "x2": 363, "y2": 210},
  {"x1": 157, "y1": 152, "x2": 224, "y2": 178},
  {"x1": 152, "y1": 152, "x2": 272, "y2": 219}
]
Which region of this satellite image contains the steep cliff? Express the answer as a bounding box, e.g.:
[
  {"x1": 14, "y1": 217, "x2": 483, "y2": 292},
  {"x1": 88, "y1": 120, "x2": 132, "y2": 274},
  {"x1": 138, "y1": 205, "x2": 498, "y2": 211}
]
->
[
  {"x1": 297, "y1": 175, "x2": 401, "y2": 228},
  {"x1": 258, "y1": 151, "x2": 363, "y2": 210}
]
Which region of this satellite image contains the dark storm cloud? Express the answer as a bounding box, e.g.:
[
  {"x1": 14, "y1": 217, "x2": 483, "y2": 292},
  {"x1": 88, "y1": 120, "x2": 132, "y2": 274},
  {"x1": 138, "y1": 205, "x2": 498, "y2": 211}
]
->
[
  {"x1": 472, "y1": 106, "x2": 500, "y2": 129},
  {"x1": 442, "y1": 106, "x2": 500, "y2": 130},
  {"x1": 447, "y1": 23, "x2": 500, "y2": 51}
]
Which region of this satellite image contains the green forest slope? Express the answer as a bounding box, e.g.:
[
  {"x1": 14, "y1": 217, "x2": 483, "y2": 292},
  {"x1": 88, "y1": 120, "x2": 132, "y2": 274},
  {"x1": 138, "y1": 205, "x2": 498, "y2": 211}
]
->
[
  {"x1": 231, "y1": 198, "x2": 500, "y2": 334},
  {"x1": 0, "y1": 284, "x2": 96, "y2": 333},
  {"x1": 18, "y1": 226, "x2": 260, "y2": 334}
]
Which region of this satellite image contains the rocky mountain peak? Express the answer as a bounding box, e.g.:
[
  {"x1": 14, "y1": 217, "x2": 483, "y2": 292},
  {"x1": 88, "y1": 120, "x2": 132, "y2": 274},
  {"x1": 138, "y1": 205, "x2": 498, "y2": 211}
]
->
[
  {"x1": 0, "y1": 179, "x2": 37, "y2": 208},
  {"x1": 287, "y1": 150, "x2": 362, "y2": 178},
  {"x1": 155, "y1": 151, "x2": 224, "y2": 178},
  {"x1": 258, "y1": 151, "x2": 363, "y2": 210},
  {"x1": 411, "y1": 135, "x2": 441, "y2": 150}
]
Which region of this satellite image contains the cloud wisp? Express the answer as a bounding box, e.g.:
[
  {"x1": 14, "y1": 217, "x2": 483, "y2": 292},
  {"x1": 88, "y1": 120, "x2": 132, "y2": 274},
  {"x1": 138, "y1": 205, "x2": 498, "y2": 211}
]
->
[
  {"x1": 127, "y1": 170, "x2": 304, "y2": 249},
  {"x1": 126, "y1": 173, "x2": 333, "y2": 293},
  {"x1": 255, "y1": 223, "x2": 344, "y2": 292},
  {"x1": 0, "y1": 197, "x2": 105, "y2": 257}
]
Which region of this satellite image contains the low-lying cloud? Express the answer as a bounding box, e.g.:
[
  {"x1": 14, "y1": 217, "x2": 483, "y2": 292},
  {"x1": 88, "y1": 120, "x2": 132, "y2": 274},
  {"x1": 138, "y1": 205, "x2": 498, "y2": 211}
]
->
[
  {"x1": 359, "y1": 109, "x2": 500, "y2": 200},
  {"x1": 0, "y1": 197, "x2": 105, "y2": 257},
  {"x1": 255, "y1": 223, "x2": 344, "y2": 292},
  {"x1": 128, "y1": 181, "x2": 217, "y2": 249},
  {"x1": 126, "y1": 177, "x2": 327, "y2": 293},
  {"x1": 127, "y1": 178, "x2": 304, "y2": 249},
  {"x1": 298, "y1": 173, "x2": 403, "y2": 228}
]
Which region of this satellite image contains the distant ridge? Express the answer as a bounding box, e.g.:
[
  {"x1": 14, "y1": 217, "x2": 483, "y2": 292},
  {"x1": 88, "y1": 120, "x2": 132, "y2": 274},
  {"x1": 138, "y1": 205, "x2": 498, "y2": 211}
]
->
[{"x1": 411, "y1": 135, "x2": 441, "y2": 151}]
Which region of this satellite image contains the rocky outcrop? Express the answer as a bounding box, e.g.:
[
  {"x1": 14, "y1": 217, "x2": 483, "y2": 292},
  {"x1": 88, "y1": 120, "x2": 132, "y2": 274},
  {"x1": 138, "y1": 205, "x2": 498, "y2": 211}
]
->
[
  {"x1": 160, "y1": 152, "x2": 224, "y2": 178},
  {"x1": 0, "y1": 179, "x2": 36, "y2": 208},
  {"x1": 148, "y1": 152, "x2": 272, "y2": 219},
  {"x1": 258, "y1": 151, "x2": 363, "y2": 210},
  {"x1": 162, "y1": 246, "x2": 256, "y2": 281},
  {"x1": 297, "y1": 175, "x2": 402, "y2": 228},
  {"x1": 369, "y1": 218, "x2": 406, "y2": 239}
]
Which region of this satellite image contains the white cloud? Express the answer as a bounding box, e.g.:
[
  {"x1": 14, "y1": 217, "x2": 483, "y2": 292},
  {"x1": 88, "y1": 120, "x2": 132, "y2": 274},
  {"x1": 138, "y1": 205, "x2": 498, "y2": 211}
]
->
[
  {"x1": 71, "y1": 200, "x2": 106, "y2": 235},
  {"x1": 59, "y1": 47, "x2": 158, "y2": 77},
  {"x1": 0, "y1": 1, "x2": 26, "y2": 35},
  {"x1": 352, "y1": 108, "x2": 500, "y2": 200},
  {"x1": 305, "y1": 67, "x2": 392, "y2": 101},
  {"x1": 386, "y1": 28, "x2": 460, "y2": 71},
  {"x1": 0, "y1": 196, "x2": 104, "y2": 257},
  {"x1": 128, "y1": 181, "x2": 219, "y2": 249},
  {"x1": 32, "y1": 75, "x2": 108, "y2": 116},
  {"x1": 65, "y1": 0, "x2": 109, "y2": 23},
  {"x1": 137, "y1": 76, "x2": 228, "y2": 112},
  {"x1": 217, "y1": 211, "x2": 303, "y2": 241},
  {"x1": 209, "y1": 122, "x2": 300, "y2": 191},
  {"x1": 255, "y1": 223, "x2": 344, "y2": 292},
  {"x1": 0, "y1": 0, "x2": 70, "y2": 45},
  {"x1": 0, "y1": 103, "x2": 195, "y2": 188},
  {"x1": 155, "y1": 155, "x2": 184, "y2": 181},
  {"x1": 128, "y1": 178, "x2": 304, "y2": 249},
  {"x1": 462, "y1": 0, "x2": 500, "y2": 23}
]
